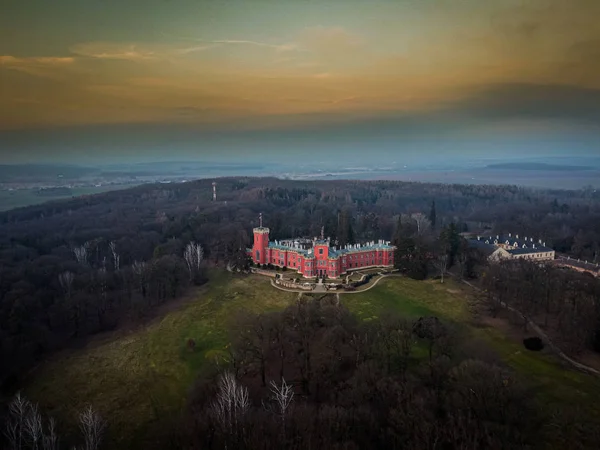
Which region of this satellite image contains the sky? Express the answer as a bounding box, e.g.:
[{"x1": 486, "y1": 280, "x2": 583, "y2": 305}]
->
[{"x1": 1, "y1": 0, "x2": 599, "y2": 164}]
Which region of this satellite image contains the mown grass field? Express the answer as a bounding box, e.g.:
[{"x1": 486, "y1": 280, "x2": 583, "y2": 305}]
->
[
  {"x1": 24, "y1": 272, "x2": 296, "y2": 449},
  {"x1": 23, "y1": 273, "x2": 600, "y2": 449}
]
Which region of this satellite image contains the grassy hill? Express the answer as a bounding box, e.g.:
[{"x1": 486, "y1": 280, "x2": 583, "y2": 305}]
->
[
  {"x1": 24, "y1": 272, "x2": 296, "y2": 449},
  {"x1": 22, "y1": 273, "x2": 600, "y2": 449}
]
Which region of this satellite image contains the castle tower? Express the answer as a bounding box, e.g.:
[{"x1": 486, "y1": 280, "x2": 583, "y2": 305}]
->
[{"x1": 252, "y1": 213, "x2": 270, "y2": 265}]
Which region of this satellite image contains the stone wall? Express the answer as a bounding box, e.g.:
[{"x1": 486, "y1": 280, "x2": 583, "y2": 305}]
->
[
  {"x1": 275, "y1": 279, "x2": 314, "y2": 290},
  {"x1": 251, "y1": 268, "x2": 277, "y2": 278}
]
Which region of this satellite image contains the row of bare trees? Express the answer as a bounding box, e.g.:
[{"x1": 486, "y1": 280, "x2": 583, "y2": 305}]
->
[
  {"x1": 0, "y1": 240, "x2": 205, "y2": 388},
  {"x1": 2, "y1": 393, "x2": 105, "y2": 450}
]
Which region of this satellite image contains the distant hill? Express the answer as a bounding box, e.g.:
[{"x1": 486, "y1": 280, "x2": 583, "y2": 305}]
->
[
  {"x1": 0, "y1": 164, "x2": 98, "y2": 181},
  {"x1": 485, "y1": 162, "x2": 592, "y2": 171}
]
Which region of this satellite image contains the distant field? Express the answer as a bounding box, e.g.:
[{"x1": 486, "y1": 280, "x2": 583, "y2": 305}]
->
[
  {"x1": 23, "y1": 274, "x2": 600, "y2": 449},
  {"x1": 0, "y1": 185, "x2": 137, "y2": 212}
]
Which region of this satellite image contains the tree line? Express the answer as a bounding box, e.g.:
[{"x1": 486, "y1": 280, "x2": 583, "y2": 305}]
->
[{"x1": 482, "y1": 259, "x2": 600, "y2": 355}]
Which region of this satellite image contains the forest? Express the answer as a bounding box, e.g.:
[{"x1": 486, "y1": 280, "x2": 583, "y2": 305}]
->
[
  {"x1": 1, "y1": 177, "x2": 600, "y2": 448},
  {"x1": 1, "y1": 178, "x2": 600, "y2": 389},
  {"x1": 180, "y1": 298, "x2": 541, "y2": 450}
]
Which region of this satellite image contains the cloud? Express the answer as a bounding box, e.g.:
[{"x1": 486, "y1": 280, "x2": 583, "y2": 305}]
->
[
  {"x1": 162, "y1": 33, "x2": 299, "y2": 53},
  {"x1": 70, "y1": 42, "x2": 159, "y2": 60},
  {"x1": 209, "y1": 39, "x2": 297, "y2": 53},
  {"x1": 567, "y1": 39, "x2": 600, "y2": 62},
  {"x1": 445, "y1": 83, "x2": 600, "y2": 123},
  {"x1": 0, "y1": 55, "x2": 75, "y2": 76},
  {"x1": 176, "y1": 44, "x2": 221, "y2": 54},
  {"x1": 0, "y1": 56, "x2": 74, "y2": 65}
]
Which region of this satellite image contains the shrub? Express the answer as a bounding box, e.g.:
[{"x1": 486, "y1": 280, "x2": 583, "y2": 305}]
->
[{"x1": 523, "y1": 337, "x2": 544, "y2": 351}]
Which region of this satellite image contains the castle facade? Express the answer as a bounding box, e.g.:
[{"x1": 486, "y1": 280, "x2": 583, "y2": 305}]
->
[{"x1": 249, "y1": 225, "x2": 395, "y2": 278}]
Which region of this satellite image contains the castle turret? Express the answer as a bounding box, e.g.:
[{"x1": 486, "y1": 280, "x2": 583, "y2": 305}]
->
[{"x1": 252, "y1": 222, "x2": 270, "y2": 265}]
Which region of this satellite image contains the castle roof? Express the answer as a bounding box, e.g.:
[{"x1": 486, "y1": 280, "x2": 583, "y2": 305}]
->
[
  {"x1": 469, "y1": 234, "x2": 553, "y2": 255},
  {"x1": 329, "y1": 242, "x2": 395, "y2": 258},
  {"x1": 265, "y1": 238, "x2": 394, "y2": 259},
  {"x1": 468, "y1": 239, "x2": 497, "y2": 256}
]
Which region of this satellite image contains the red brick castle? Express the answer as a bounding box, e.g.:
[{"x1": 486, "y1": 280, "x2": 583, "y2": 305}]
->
[{"x1": 249, "y1": 216, "x2": 395, "y2": 278}]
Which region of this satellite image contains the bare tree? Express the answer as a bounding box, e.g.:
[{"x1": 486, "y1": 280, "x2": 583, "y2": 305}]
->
[
  {"x1": 235, "y1": 313, "x2": 270, "y2": 386},
  {"x1": 42, "y1": 418, "x2": 59, "y2": 450},
  {"x1": 109, "y1": 241, "x2": 120, "y2": 272},
  {"x1": 268, "y1": 313, "x2": 288, "y2": 380},
  {"x1": 434, "y1": 254, "x2": 449, "y2": 283},
  {"x1": 58, "y1": 271, "x2": 75, "y2": 299},
  {"x1": 184, "y1": 242, "x2": 204, "y2": 281},
  {"x1": 265, "y1": 378, "x2": 294, "y2": 439},
  {"x1": 210, "y1": 371, "x2": 250, "y2": 446},
  {"x1": 78, "y1": 405, "x2": 106, "y2": 450},
  {"x1": 384, "y1": 318, "x2": 414, "y2": 380},
  {"x1": 24, "y1": 404, "x2": 43, "y2": 450},
  {"x1": 268, "y1": 378, "x2": 294, "y2": 421},
  {"x1": 73, "y1": 243, "x2": 90, "y2": 266},
  {"x1": 4, "y1": 393, "x2": 60, "y2": 450},
  {"x1": 411, "y1": 213, "x2": 431, "y2": 236},
  {"x1": 97, "y1": 268, "x2": 107, "y2": 296},
  {"x1": 4, "y1": 392, "x2": 31, "y2": 450},
  {"x1": 132, "y1": 260, "x2": 148, "y2": 297}
]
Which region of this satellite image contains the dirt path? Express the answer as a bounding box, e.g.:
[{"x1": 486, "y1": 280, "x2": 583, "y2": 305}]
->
[{"x1": 455, "y1": 275, "x2": 600, "y2": 377}]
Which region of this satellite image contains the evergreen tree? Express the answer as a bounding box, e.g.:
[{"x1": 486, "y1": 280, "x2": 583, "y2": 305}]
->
[
  {"x1": 393, "y1": 218, "x2": 427, "y2": 278},
  {"x1": 439, "y1": 222, "x2": 460, "y2": 267},
  {"x1": 429, "y1": 200, "x2": 437, "y2": 229},
  {"x1": 338, "y1": 210, "x2": 355, "y2": 247}
]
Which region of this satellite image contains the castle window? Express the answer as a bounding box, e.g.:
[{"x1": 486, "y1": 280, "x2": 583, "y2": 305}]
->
[
  {"x1": 255, "y1": 250, "x2": 260, "y2": 260},
  {"x1": 319, "y1": 248, "x2": 324, "y2": 255}
]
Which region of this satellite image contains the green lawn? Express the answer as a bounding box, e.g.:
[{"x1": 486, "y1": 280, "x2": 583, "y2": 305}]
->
[
  {"x1": 24, "y1": 272, "x2": 296, "y2": 449},
  {"x1": 343, "y1": 276, "x2": 470, "y2": 322}
]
